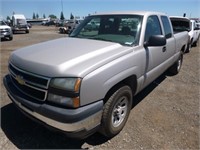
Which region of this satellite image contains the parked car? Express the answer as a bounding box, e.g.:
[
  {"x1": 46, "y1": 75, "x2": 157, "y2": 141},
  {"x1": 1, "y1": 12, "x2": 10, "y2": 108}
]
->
[
  {"x1": 4, "y1": 11, "x2": 189, "y2": 139},
  {"x1": 43, "y1": 20, "x2": 55, "y2": 26},
  {"x1": 59, "y1": 19, "x2": 81, "y2": 34},
  {"x1": 0, "y1": 20, "x2": 13, "y2": 40}
]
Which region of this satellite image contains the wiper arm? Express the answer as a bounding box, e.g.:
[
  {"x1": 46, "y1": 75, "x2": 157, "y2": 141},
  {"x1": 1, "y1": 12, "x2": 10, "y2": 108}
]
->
[{"x1": 89, "y1": 37, "x2": 113, "y2": 42}]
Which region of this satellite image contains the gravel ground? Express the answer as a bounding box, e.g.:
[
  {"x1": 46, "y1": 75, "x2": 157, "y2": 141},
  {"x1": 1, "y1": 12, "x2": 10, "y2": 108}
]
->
[{"x1": 0, "y1": 26, "x2": 199, "y2": 149}]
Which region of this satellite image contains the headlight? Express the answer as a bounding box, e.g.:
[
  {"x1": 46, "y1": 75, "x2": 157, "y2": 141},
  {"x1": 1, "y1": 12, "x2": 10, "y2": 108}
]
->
[
  {"x1": 48, "y1": 94, "x2": 80, "y2": 108},
  {"x1": 50, "y1": 78, "x2": 81, "y2": 92},
  {"x1": 48, "y1": 78, "x2": 82, "y2": 108}
]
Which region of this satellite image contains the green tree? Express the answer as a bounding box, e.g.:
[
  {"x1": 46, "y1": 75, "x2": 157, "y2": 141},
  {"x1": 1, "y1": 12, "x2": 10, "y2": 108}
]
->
[
  {"x1": 36, "y1": 13, "x2": 39, "y2": 19},
  {"x1": 33, "y1": 13, "x2": 36, "y2": 19},
  {"x1": 49, "y1": 14, "x2": 57, "y2": 19},
  {"x1": 43, "y1": 14, "x2": 46, "y2": 18},
  {"x1": 70, "y1": 13, "x2": 74, "y2": 19},
  {"x1": 6, "y1": 16, "x2": 11, "y2": 21},
  {"x1": 60, "y1": 11, "x2": 65, "y2": 20}
]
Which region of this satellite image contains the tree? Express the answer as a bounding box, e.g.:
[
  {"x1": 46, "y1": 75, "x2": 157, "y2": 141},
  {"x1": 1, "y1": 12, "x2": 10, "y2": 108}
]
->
[
  {"x1": 33, "y1": 13, "x2": 36, "y2": 19},
  {"x1": 43, "y1": 14, "x2": 46, "y2": 18},
  {"x1": 70, "y1": 13, "x2": 74, "y2": 20},
  {"x1": 6, "y1": 16, "x2": 11, "y2": 21},
  {"x1": 36, "y1": 13, "x2": 39, "y2": 19},
  {"x1": 60, "y1": 11, "x2": 65, "y2": 20},
  {"x1": 49, "y1": 14, "x2": 57, "y2": 19}
]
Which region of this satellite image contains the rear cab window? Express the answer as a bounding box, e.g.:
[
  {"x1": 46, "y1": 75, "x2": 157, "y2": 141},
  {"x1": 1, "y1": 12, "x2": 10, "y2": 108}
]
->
[{"x1": 161, "y1": 16, "x2": 173, "y2": 39}]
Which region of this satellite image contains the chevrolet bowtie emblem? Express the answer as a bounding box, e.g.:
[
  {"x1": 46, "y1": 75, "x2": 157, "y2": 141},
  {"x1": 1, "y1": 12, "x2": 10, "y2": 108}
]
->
[{"x1": 16, "y1": 75, "x2": 25, "y2": 85}]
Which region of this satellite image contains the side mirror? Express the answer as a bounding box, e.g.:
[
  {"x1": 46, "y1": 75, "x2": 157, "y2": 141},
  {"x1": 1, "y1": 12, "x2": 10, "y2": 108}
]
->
[{"x1": 144, "y1": 35, "x2": 166, "y2": 47}]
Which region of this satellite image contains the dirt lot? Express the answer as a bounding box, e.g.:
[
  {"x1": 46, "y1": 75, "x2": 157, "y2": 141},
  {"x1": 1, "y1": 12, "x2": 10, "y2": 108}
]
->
[{"x1": 0, "y1": 26, "x2": 199, "y2": 149}]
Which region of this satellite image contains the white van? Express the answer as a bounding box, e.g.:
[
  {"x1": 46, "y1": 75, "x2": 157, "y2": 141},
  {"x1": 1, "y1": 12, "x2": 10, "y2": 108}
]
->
[{"x1": 12, "y1": 14, "x2": 29, "y2": 33}]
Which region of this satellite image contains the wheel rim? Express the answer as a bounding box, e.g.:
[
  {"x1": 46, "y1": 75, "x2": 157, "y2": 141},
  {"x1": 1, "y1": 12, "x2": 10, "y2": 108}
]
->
[
  {"x1": 177, "y1": 57, "x2": 182, "y2": 71},
  {"x1": 111, "y1": 96, "x2": 128, "y2": 127}
]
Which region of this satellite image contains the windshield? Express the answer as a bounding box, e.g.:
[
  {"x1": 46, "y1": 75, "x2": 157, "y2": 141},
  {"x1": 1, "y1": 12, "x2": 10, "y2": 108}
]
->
[
  {"x1": 0, "y1": 21, "x2": 7, "y2": 26},
  {"x1": 17, "y1": 19, "x2": 27, "y2": 25},
  {"x1": 70, "y1": 15, "x2": 143, "y2": 46}
]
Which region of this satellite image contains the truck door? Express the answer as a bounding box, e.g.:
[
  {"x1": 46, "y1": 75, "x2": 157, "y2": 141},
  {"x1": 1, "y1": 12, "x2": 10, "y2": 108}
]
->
[{"x1": 143, "y1": 15, "x2": 174, "y2": 86}]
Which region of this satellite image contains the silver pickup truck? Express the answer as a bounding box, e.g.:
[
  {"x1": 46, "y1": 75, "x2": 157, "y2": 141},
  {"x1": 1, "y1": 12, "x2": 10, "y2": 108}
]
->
[{"x1": 3, "y1": 11, "x2": 189, "y2": 139}]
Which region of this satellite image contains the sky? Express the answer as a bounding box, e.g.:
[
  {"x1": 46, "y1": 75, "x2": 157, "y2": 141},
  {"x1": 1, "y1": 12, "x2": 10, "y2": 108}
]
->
[{"x1": 0, "y1": 0, "x2": 199, "y2": 20}]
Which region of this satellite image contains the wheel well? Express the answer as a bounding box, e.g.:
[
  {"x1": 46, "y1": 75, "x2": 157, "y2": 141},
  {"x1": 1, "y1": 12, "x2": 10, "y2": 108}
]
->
[
  {"x1": 103, "y1": 75, "x2": 137, "y2": 103},
  {"x1": 181, "y1": 45, "x2": 186, "y2": 52}
]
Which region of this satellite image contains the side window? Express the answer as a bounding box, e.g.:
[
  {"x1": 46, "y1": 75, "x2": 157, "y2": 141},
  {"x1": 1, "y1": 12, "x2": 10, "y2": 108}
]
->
[
  {"x1": 161, "y1": 16, "x2": 172, "y2": 38},
  {"x1": 145, "y1": 15, "x2": 162, "y2": 42}
]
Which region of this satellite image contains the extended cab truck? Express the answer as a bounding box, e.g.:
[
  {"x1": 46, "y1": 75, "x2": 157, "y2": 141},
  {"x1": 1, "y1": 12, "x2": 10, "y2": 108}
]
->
[{"x1": 3, "y1": 11, "x2": 188, "y2": 139}]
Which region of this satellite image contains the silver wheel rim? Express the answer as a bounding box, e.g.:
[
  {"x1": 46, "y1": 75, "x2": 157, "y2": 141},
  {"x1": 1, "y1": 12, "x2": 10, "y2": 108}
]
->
[
  {"x1": 111, "y1": 96, "x2": 128, "y2": 127},
  {"x1": 177, "y1": 57, "x2": 182, "y2": 71}
]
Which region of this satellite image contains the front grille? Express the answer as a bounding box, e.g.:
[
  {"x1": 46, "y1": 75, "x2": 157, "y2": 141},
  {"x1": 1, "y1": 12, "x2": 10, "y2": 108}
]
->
[
  {"x1": 9, "y1": 63, "x2": 50, "y2": 101},
  {"x1": 0, "y1": 28, "x2": 9, "y2": 33}
]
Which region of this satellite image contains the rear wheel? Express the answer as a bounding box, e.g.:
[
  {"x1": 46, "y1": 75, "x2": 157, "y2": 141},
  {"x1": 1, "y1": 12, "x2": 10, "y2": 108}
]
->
[
  {"x1": 168, "y1": 53, "x2": 183, "y2": 75},
  {"x1": 100, "y1": 85, "x2": 132, "y2": 138},
  {"x1": 185, "y1": 43, "x2": 191, "y2": 53}
]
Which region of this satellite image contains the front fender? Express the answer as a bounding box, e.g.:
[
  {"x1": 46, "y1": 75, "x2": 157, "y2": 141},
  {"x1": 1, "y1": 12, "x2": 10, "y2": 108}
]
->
[{"x1": 79, "y1": 51, "x2": 145, "y2": 106}]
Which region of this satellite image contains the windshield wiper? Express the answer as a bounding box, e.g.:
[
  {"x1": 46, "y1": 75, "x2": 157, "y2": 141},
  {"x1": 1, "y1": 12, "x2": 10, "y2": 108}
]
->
[{"x1": 89, "y1": 37, "x2": 114, "y2": 42}]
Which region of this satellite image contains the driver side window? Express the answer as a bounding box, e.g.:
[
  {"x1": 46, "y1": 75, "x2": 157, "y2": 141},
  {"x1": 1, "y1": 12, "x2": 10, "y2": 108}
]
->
[{"x1": 145, "y1": 15, "x2": 162, "y2": 42}]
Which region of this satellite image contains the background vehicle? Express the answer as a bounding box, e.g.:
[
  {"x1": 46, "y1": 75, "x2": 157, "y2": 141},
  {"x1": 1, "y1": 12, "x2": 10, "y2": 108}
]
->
[
  {"x1": 0, "y1": 20, "x2": 13, "y2": 40},
  {"x1": 189, "y1": 20, "x2": 200, "y2": 47},
  {"x1": 171, "y1": 17, "x2": 200, "y2": 52},
  {"x1": 59, "y1": 19, "x2": 81, "y2": 34},
  {"x1": 12, "y1": 14, "x2": 29, "y2": 33},
  {"x1": 4, "y1": 11, "x2": 188, "y2": 139},
  {"x1": 170, "y1": 16, "x2": 191, "y2": 52},
  {"x1": 43, "y1": 20, "x2": 56, "y2": 26}
]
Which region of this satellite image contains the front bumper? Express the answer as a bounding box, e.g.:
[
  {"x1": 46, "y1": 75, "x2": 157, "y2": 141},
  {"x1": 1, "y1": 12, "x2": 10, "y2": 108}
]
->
[
  {"x1": 0, "y1": 31, "x2": 12, "y2": 38},
  {"x1": 3, "y1": 75, "x2": 103, "y2": 138}
]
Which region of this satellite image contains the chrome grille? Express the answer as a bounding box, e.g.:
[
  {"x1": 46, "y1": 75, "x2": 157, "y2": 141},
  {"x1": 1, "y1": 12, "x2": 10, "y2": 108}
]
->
[{"x1": 9, "y1": 63, "x2": 50, "y2": 101}]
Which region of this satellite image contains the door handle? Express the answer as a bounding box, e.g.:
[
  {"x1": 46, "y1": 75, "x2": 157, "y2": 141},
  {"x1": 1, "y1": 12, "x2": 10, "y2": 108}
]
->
[{"x1": 162, "y1": 46, "x2": 166, "y2": 52}]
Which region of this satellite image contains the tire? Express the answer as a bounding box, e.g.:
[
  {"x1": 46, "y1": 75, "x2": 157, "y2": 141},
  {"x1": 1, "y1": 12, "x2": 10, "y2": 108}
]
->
[
  {"x1": 185, "y1": 43, "x2": 191, "y2": 53},
  {"x1": 9, "y1": 36, "x2": 13, "y2": 41},
  {"x1": 192, "y1": 41, "x2": 197, "y2": 47},
  {"x1": 26, "y1": 30, "x2": 29, "y2": 34},
  {"x1": 100, "y1": 85, "x2": 133, "y2": 138},
  {"x1": 168, "y1": 53, "x2": 183, "y2": 75}
]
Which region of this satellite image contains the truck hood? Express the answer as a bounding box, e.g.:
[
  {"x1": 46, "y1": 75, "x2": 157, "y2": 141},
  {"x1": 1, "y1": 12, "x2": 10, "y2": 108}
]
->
[
  {"x1": 10, "y1": 37, "x2": 133, "y2": 77},
  {"x1": 0, "y1": 25, "x2": 11, "y2": 29}
]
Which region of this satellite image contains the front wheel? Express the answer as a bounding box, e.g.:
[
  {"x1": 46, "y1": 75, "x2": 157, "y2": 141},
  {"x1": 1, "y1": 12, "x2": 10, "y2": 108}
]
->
[
  {"x1": 168, "y1": 53, "x2": 183, "y2": 75},
  {"x1": 100, "y1": 85, "x2": 133, "y2": 138}
]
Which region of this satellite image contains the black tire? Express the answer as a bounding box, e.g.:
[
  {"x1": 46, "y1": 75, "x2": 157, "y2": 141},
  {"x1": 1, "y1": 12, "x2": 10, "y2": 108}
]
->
[
  {"x1": 9, "y1": 36, "x2": 13, "y2": 41},
  {"x1": 168, "y1": 53, "x2": 183, "y2": 75},
  {"x1": 26, "y1": 30, "x2": 29, "y2": 33},
  {"x1": 185, "y1": 43, "x2": 191, "y2": 53},
  {"x1": 100, "y1": 85, "x2": 133, "y2": 138},
  {"x1": 192, "y1": 41, "x2": 197, "y2": 47}
]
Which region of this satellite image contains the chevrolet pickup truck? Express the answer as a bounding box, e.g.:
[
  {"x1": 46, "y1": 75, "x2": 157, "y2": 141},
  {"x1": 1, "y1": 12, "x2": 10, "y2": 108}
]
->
[{"x1": 3, "y1": 11, "x2": 189, "y2": 139}]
